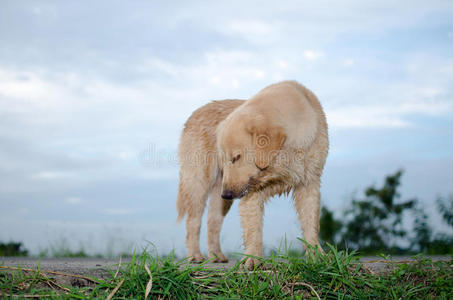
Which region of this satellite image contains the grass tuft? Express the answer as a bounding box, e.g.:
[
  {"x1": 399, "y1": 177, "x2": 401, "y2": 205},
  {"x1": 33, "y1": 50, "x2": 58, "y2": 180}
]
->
[{"x1": 1, "y1": 240, "x2": 452, "y2": 299}]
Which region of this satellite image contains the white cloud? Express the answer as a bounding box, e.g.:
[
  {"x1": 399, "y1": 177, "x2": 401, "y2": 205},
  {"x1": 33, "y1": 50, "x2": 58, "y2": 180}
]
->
[
  {"x1": 204, "y1": 50, "x2": 254, "y2": 66},
  {"x1": 210, "y1": 76, "x2": 221, "y2": 85},
  {"x1": 31, "y1": 171, "x2": 71, "y2": 180},
  {"x1": 226, "y1": 20, "x2": 274, "y2": 36},
  {"x1": 277, "y1": 60, "x2": 288, "y2": 69},
  {"x1": 102, "y1": 208, "x2": 136, "y2": 216},
  {"x1": 327, "y1": 106, "x2": 410, "y2": 129},
  {"x1": 342, "y1": 58, "x2": 355, "y2": 67},
  {"x1": 66, "y1": 197, "x2": 83, "y2": 205},
  {"x1": 303, "y1": 50, "x2": 323, "y2": 61},
  {"x1": 327, "y1": 95, "x2": 453, "y2": 129},
  {"x1": 172, "y1": 0, "x2": 453, "y2": 48},
  {"x1": 118, "y1": 151, "x2": 133, "y2": 160},
  {"x1": 0, "y1": 69, "x2": 64, "y2": 106},
  {"x1": 137, "y1": 57, "x2": 180, "y2": 77},
  {"x1": 32, "y1": 7, "x2": 42, "y2": 15},
  {"x1": 232, "y1": 79, "x2": 239, "y2": 89},
  {"x1": 255, "y1": 70, "x2": 265, "y2": 79},
  {"x1": 218, "y1": 19, "x2": 277, "y2": 43}
]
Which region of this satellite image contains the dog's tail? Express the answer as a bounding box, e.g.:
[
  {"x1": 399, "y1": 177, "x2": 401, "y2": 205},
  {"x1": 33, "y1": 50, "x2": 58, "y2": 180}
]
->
[{"x1": 176, "y1": 182, "x2": 187, "y2": 222}]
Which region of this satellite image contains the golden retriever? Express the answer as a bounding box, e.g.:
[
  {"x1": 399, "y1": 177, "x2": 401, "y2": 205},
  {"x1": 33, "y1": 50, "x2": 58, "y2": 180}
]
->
[{"x1": 177, "y1": 81, "x2": 328, "y2": 268}]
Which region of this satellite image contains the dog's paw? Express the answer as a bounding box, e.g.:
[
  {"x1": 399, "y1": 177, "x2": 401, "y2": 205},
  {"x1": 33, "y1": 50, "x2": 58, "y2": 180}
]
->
[
  {"x1": 188, "y1": 253, "x2": 206, "y2": 263},
  {"x1": 209, "y1": 252, "x2": 229, "y2": 263},
  {"x1": 241, "y1": 257, "x2": 261, "y2": 270}
]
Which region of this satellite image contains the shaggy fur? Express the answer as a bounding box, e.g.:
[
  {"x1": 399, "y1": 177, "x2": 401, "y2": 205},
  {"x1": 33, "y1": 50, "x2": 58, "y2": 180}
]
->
[{"x1": 177, "y1": 81, "x2": 329, "y2": 268}]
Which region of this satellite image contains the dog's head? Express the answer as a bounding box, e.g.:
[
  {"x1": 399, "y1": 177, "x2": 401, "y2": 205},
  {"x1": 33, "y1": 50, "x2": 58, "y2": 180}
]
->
[{"x1": 217, "y1": 114, "x2": 286, "y2": 200}]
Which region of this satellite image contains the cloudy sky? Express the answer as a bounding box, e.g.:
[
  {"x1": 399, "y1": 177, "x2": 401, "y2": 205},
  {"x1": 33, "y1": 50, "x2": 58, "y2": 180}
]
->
[{"x1": 1, "y1": 0, "x2": 452, "y2": 256}]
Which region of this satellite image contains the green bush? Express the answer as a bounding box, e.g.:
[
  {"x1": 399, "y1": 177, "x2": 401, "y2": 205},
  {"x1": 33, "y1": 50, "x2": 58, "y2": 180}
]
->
[{"x1": 0, "y1": 241, "x2": 28, "y2": 256}]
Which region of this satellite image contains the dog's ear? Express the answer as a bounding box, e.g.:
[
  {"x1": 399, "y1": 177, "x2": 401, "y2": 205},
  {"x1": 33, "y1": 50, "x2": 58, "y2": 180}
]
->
[{"x1": 246, "y1": 120, "x2": 286, "y2": 170}]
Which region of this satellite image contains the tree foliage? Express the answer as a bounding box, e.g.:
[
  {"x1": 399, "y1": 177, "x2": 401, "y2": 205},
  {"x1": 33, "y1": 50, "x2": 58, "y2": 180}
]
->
[
  {"x1": 341, "y1": 170, "x2": 415, "y2": 252},
  {"x1": 319, "y1": 170, "x2": 453, "y2": 254},
  {"x1": 319, "y1": 206, "x2": 342, "y2": 246},
  {"x1": 437, "y1": 195, "x2": 453, "y2": 227},
  {"x1": 0, "y1": 241, "x2": 28, "y2": 256},
  {"x1": 411, "y1": 195, "x2": 453, "y2": 254}
]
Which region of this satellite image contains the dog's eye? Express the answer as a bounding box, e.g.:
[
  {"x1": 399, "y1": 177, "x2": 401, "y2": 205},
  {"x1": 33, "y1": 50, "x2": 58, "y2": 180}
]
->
[{"x1": 232, "y1": 154, "x2": 241, "y2": 164}]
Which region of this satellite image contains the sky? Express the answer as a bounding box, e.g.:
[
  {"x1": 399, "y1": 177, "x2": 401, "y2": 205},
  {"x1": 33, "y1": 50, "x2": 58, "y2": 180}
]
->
[{"x1": 1, "y1": 0, "x2": 453, "y2": 256}]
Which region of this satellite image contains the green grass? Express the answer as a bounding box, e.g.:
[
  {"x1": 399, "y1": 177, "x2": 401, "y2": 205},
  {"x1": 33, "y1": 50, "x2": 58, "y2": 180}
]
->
[{"x1": 1, "y1": 242, "x2": 452, "y2": 299}]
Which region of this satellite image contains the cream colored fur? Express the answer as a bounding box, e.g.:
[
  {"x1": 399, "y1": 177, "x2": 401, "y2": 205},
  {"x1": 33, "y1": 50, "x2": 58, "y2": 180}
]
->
[{"x1": 177, "y1": 81, "x2": 329, "y2": 268}]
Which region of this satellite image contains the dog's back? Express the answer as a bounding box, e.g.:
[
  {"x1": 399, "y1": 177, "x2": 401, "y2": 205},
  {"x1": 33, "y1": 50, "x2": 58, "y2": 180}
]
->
[{"x1": 177, "y1": 99, "x2": 244, "y2": 220}]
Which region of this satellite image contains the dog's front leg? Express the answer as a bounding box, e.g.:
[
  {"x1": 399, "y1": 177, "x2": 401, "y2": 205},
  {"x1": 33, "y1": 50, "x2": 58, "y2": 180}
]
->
[
  {"x1": 239, "y1": 193, "x2": 265, "y2": 269},
  {"x1": 293, "y1": 181, "x2": 322, "y2": 253}
]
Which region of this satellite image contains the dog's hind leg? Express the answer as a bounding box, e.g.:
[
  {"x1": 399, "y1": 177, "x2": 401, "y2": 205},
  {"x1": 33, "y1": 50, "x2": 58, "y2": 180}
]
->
[
  {"x1": 293, "y1": 181, "x2": 322, "y2": 253},
  {"x1": 180, "y1": 178, "x2": 209, "y2": 263},
  {"x1": 207, "y1": 181, "x2": 232, "y2": 263}
]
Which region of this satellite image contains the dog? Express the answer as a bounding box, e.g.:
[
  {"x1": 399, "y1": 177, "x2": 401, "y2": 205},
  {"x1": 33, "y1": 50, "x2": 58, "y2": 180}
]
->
[{"x1": 177, "y1": 81, "x2": 329, "y2": 269}]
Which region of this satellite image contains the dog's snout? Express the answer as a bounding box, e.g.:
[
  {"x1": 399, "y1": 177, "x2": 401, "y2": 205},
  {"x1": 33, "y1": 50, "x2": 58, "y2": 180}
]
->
[{"x1": 221, "y1": 189, "x2": 235, "y2": 200}]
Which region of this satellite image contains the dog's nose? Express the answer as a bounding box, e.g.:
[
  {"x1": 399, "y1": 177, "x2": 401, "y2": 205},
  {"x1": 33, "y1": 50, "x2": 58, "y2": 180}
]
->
[{"x1": 221, "y1": 190, "x2": 235, "y2": 200}]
